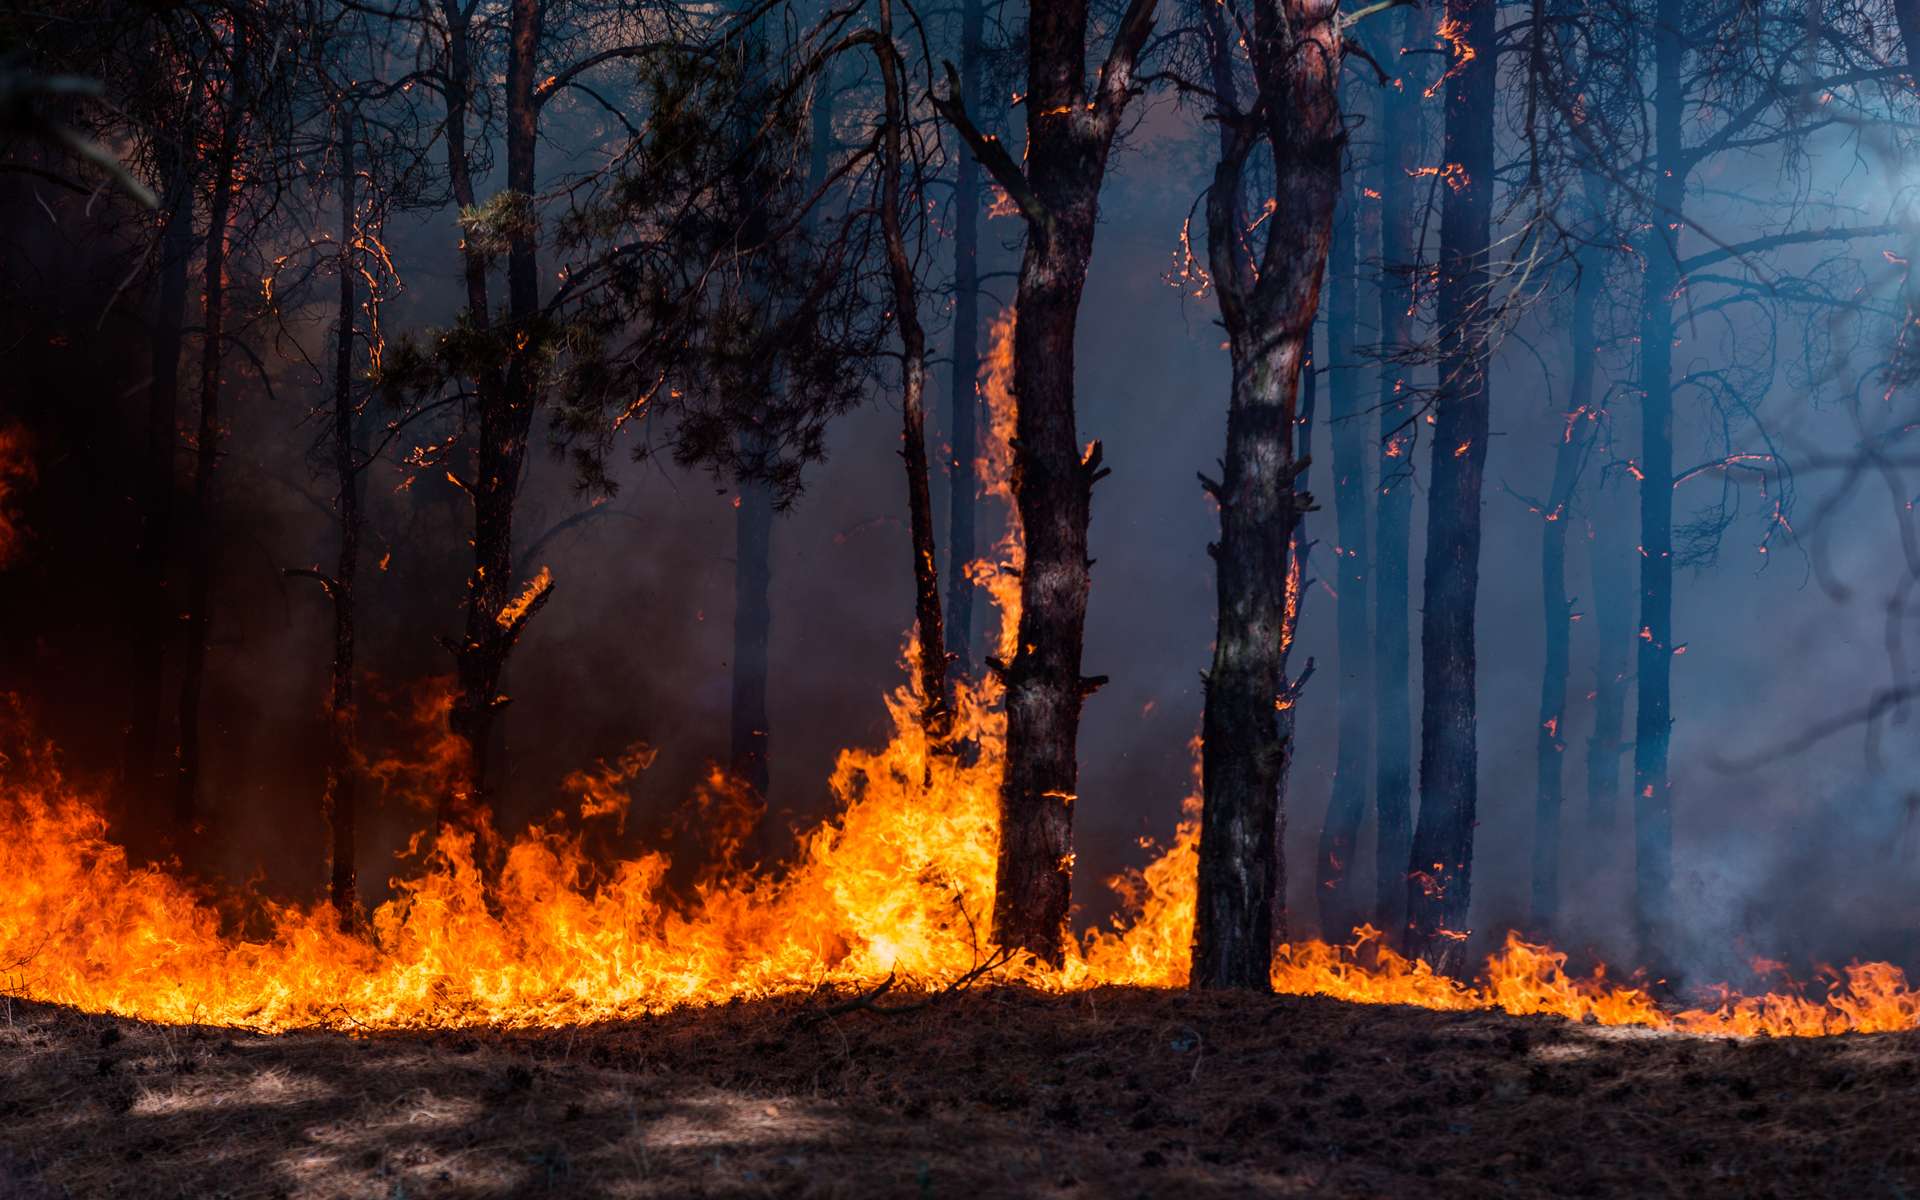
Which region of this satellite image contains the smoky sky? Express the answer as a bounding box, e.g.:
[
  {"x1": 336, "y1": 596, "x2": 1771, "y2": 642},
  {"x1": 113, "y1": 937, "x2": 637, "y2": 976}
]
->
[{"x1": 3, "y1": 51, "x2": 1918, "y2": 991}]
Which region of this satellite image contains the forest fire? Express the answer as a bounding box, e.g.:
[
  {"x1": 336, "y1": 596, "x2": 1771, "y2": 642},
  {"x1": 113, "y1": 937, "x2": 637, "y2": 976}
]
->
[
  {"x1": 5, "y1": 698, "x2": 1919, "y2": 1036},
  {"x1": 1, "y1": 314, "x2": 1914, "y2": 1043}
]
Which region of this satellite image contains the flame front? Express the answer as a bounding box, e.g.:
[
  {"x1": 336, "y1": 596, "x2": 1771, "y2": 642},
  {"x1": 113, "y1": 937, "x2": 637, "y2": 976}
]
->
[{"x1": 1, "y1": 315, "x2": 1917, "y2": 1038}]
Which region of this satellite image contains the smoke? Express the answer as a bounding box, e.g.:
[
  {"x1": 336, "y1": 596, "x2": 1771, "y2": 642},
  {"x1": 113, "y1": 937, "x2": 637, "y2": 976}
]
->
[{"x1": 0, "y1": 75, "x2": 1914, "y2": 991}]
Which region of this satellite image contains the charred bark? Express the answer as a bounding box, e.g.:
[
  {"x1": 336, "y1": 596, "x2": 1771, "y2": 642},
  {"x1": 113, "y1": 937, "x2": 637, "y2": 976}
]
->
[
  {"x1": 870, "y1": 8, "x2": 948, "y2": 734},
  {"x1": 1406, "y1": 0, "x2": 1494, "y2": 966},
  {"x1": 933, "y1": 0, "x2": 1158, "y2": 964},
  {"x1": 1529, "y1": 248, "x2": 1599, "y2": 931},
  {"x1": 1192, "y1": 0, "x2": 1342, "y2": 990},
  {"x1": 1632, "y1": 0, "x2": 1684, "y2": 954},
  {"x1": 1315, "y1": 169, "x2": 1371, "y2": 939},
  {"x1": 943, "y1": 0, "x2": 984, "y2": 685},
  {"x1": 327, "y1": 111, "x2": 363, "y2": 925},
  {"x1": 123, "y1": 120, "x2": 197, "y2": 821},
  {"x1": 731, "y1": 457, "x2": 775, "y2": 798},
  {"x1": 445, "y1": 0, "x2": 551, "y2": 822},
  {"x1": 174, "y1": 108, "x2": 239, "y2": 836},
  {"x1": 1586, "y1": 473, "x2": 1632, "y2": 830},
  {"x1": 1372, "y1": 0, "x2": 1423, "y2": 939}
]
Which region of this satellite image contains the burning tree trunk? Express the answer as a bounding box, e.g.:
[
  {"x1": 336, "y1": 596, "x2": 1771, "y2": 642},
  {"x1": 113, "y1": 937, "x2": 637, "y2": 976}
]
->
[
  {"x1": 1372, "y1": 1, "x2": 1424, "y2": 939},
  {"x1": 1315, "y1": 168, "x2": 1371, "y2": 939},
  {"x1": 943, "y1": 0, "x2": 985, "y2": 685},
  {"x1": 174, "y1": 107, "x2": 240, "y2": 835},
  {"x1": 444, "y1": 0, "x2": 553, "y2": 821},
  {"x1": 1632, "y1": 0, "x2": 1684, "y2": 952},
  {"x1": 1405, "y1": 0, "x2": 1495, "y2": 965},
  {"x1": 1528, "y1": 253, "x2": 1599, "y2": 931},
  {"x1": 933, "y1": 0, "x2": 1158, "y2": 964},
  {"x1": 124, "y1": 114, "x2": 198, "y2": 820},
  {"x1": 1191, "y1": 0, "x2": 1342, "y2": 990},
  {"x1": 869, "y1": 7, "x2": 948, "y2": 734}
]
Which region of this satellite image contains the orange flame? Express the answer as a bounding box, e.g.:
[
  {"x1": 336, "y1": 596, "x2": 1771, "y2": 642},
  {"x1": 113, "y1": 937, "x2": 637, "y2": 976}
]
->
[{"x1": 0, "y1": 313, "x2": 1916, "y2": 1039}]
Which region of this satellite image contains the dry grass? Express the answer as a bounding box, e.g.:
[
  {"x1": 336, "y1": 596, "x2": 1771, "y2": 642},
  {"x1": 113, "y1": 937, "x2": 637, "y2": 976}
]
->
[{"x1": 0, "y1": 986, "x2": 1915, "y2": 1197}]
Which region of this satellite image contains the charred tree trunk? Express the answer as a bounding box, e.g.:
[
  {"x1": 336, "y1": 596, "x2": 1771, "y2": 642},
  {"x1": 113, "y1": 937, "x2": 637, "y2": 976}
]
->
[
  {"x1": 1315, "y1": 168, "x2": 1370, "y2": 938},
  {"x1": 446, "y1": 0, "x2": 551, "y2": 822},
  {"x1": 944, "y1": 0, "x2": 985, "y2": 685},
  {"x1": 1192, "y1": 0, "x2": 1342, "y2": 990},
  {"x1": 326, "y1": 111, "x2": 363, "y2": 925},
  {"x1": 934, "y1": 0, "x2": 1158, "y2": 964},
  {"x1": 1633, "y1": 0, "x2": 1684, "y2": 953},
  {"x1": 731, "y1": 449, "x2": 774, "y2": 798},
  {"x1": 871, "y1": 9, "x2": 948, "y2": 733},
  {"x1": 1405, "y1": 0, "x2": 1494, "y2": 965},
  {"x1": 1586, "y1": 475, "x2": 1632, "y2": 830},
  {"x1": 1372, "y1": 1, "x2": 1423, "y2": 939},
  {"x1": 174, "y1": 109, "x2": 239, "y2": 836},
  {"x1": 1529, "y1": 254, "x2": 1599, "y2": 931},
  {"x1": 124, "y1": 122, "x2": 197, "y2": 820}
]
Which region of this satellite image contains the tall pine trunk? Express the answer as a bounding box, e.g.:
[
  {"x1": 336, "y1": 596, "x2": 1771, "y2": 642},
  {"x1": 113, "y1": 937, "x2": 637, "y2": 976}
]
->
[
  {"x1": 1315, "y1": 167, "x2": 1371, "y2": 938},
  {"x1": 446, "y1": 0, "x2": 551, "y2": 821},
  {"x1": 944, "y1": 0, "x2": 984, "y2": 683},
  {"x1": 1586, "y1": 476, "x2": 1631, "y2": 830},
  {"x1": 1529, "y1": 251, "x2": 1598, "y2": 930},
  {"x1": 731, "y1": 463, "x2": 774, "y2": 797},
  {"x1": 871, "y1": 10, "x2": 948, "y2": 732},
  {"x1": 1405, "y1": 0, "x2": 1495, "y2": 965},
  {"x1": 931, "y1": 0, "x2": 1158, "y2": 963},
  {"x1": 174, "y1": 110, "x2": 239, "y2": 835},
  {"x1": 326, "y1": 112, "x2": 363, "y2": 924},
  {"x1": 1372, "y1": 1, "x2": 1423, "y2": 939},
  {"x1": 1192, "y1": 0, "x2": 1342, "y2": 989},
  {"x1": 1633, "y1": 0, "x2": 1684, "y2": 952},
  {"x1": 124, "y1": 127, "x2": 197, "y2": 821}
]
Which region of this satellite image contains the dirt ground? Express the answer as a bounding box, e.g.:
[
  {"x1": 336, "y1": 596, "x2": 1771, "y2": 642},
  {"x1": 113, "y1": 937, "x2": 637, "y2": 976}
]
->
[{"x1": 0, "y1": 985, "x2": 1914, "y2": 1199}]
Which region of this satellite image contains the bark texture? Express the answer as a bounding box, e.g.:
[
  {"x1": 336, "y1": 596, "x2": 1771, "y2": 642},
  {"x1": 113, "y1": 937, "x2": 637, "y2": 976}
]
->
[
  {"x1": 943, "y1": 0, "x2": 984, "y2": 684},
  {"x1": 1632, "y1": 0, "x2": 1684, "y2": 954},
  {"x1": 124, "y1": 121, "x2": 197, "y2": 821},
  {"x1": 445, "y1": 0, "x2": 552, "y2": 822},
  {"x1": 1406, "y1": 0, "x2": 1495, "y2": 965},
  {"x1": 1372, "y1": 1, "x2": 1423, "y2": 939},
  {"x1": 933, "y1": 0, "x2": 1158, "y2": 963},
  {"x1": 1316, "y1": 169, "x2": 1370, "y2": 939},
  {"x1": 1192, "y1": 0, "x2": 1342, "y2": 990},
  {"x1": 174, "y1": 109, "x2": 239, "y2": 835}
]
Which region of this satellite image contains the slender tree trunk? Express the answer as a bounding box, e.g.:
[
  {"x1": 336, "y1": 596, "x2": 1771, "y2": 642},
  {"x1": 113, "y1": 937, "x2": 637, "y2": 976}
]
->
[
  {"x1": 1315, "y1": 169, "x2": 1371, "y2": 938},
  {"x1": 933, "y1": 0, "x2": 1156, "y2": 964},
  {"x1": 944, "y1": 0, "x2": 984, "y2": 684},
  {"x1": 1192, "y1": 0, "x2": 1342, "y2": 989},
  {"x1": 730, "y1": 454, "x2": 775, "y2": 796},
  {"x1": 1633, "y1": 0, "x2": 1684, "y2": 953},
  {"x1": 1405, "y1": 0, "x2": 1495, "y2": 966},
  {"x1": 1586, "y1": 474, "x2": 1631, "y2": 830},
  {"x1": 326, "y1": 111, "x2": 363, "y2": 925},
  {"x1": 1372, "y1": 1, "x2": 1423, "y2": 939},
  {"x1": 446, "y1": 0, "x2": 550, "y2": 822},
  {"x1": 174, "y1": 109, "x2": 239, "y2": 835},
  {"x1": 871, "y1": 11, "x2": 948, "y2": 732},
  {"x1": 1529, "y1": 251, "x2": 1598, "y2": 930},
  {"x1": 124, "y1": 127, "x2": 197, "y2": 820}
]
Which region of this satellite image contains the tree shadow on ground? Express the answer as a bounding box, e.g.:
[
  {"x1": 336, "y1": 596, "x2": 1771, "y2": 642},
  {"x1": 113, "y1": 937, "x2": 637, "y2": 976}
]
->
[{"x1": 2, "y1": 986, "x2": 1917, "y2": 1197}]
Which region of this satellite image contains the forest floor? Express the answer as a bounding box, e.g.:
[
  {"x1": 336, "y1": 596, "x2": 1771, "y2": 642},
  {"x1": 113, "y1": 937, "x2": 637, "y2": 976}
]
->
[{"x1": 0, "y1": 986, "x2": 1912, "y2": 1199}]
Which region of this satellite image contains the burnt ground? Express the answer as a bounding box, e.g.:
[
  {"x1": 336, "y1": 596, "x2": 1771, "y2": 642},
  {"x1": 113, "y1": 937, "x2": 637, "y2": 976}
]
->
[{"x1": 0, "y1": 986, "x2": 1913, "y2": 1199}]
